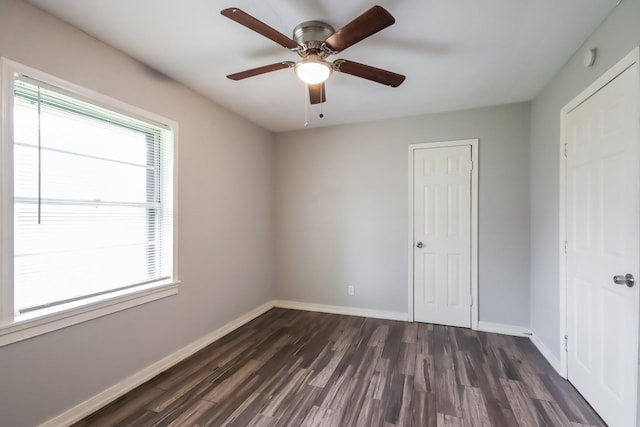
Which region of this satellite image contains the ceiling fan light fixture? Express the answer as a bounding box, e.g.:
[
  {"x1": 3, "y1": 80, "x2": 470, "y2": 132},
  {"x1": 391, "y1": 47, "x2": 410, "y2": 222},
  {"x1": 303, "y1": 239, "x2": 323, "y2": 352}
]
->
[
  {"x1": 222, "y1": 6, "x2": 405, "y2": 105},
  {"x1": 295, "y1": 55, "x2": 332, "y2": 85}
]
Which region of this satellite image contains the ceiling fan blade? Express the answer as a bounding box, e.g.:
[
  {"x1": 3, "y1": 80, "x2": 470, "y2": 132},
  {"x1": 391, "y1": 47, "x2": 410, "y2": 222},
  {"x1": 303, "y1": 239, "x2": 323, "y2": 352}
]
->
[
  {"x1": 334, "y1": 59, "x2": 405, "y2": 87},
  {"x1": 227, "y1": 61, "x2": 295, "y2": 80},
  {"x1": 221, "y1": 8, "x2": 299, "y2": 50},
  {"x1": 308, "y1": 83, "x2": 326, "y2": 104},
  {"x1": 324, "y1": 5, "x2": 395, "y2": 53}
]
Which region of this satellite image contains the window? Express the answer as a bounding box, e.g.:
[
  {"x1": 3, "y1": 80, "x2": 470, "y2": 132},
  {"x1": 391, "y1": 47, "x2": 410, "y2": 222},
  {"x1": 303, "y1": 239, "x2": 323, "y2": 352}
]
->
[{"x1": 0, "y1": 59, "x2": 178, "y2": 345}]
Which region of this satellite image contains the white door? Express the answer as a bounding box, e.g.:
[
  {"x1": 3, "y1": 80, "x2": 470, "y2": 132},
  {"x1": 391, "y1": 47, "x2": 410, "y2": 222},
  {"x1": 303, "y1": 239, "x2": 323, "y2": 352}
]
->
[
  {"x1": 566, "y1": 63, "x2": 639, "y2": 427},
  {"x1": 413, "y1": 145, "x2": 471, "y2": 327}
]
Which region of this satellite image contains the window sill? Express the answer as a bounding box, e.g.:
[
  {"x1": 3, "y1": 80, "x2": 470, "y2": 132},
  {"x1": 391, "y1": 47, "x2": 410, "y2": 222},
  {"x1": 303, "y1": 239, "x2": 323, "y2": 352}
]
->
[{"x1": 0, "y1": 280, "x2": 179, "y2": 347}]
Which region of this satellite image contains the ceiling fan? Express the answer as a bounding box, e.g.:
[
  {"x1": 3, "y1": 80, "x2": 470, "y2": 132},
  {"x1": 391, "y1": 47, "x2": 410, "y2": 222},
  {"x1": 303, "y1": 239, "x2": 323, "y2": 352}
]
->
[{"x1": 221, "y1": 5, "x2": 406, "y2": 105}]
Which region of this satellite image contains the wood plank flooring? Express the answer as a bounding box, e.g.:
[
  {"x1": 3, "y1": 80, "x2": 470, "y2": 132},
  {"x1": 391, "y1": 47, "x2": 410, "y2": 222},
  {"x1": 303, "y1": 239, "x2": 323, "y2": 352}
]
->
[{"x1": 73, "y1": 308, "x2": 605, "y2": 427}]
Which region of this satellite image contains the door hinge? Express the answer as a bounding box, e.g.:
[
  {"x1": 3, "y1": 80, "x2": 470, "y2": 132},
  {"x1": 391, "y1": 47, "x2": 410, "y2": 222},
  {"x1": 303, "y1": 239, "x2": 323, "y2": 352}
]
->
[
  {"x1": 470, "y1": 295, "x2": 473, "y2": 306},
  {"x1": 564, "y1": 334, "x2": 569, "y2": 352},
  {"x1": 468, "y1": 160, "x2": 474, "y2": 171},
  {"x1": 564, "y1": 241, "x2": 567, "y2": 254},
  {"x1": 564, "y1": 143, "x2": 568, "y2": 158}
]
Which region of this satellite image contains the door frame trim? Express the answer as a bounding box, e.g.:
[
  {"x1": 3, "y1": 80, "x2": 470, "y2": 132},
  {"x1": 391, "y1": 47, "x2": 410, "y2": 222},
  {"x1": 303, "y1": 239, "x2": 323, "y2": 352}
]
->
[
  {"x1": 559, "y1": 46, "x2": 640, "y2": 380},
  {"x1": 407, "y1": 139, "x2": 479, "y2": 328}
]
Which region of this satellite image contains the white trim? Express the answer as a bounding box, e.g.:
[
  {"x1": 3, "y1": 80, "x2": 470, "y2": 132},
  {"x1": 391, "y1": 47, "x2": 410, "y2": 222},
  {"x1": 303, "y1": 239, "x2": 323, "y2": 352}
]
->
[
  {"x1": 559, "y1": 47, "x2": 640, "y2": 378},
  {"x1": 407, "y1": 139, "x2": 479, "y2": 329},
  {"x1": 0, "y1": 57, "x2": 181, "y2": 347},
  {"x1": 0, "y1": 58, "x2": 14, "y2": 326},
  {"x1": 474, "y1": 320, "x2": 565, "y2": 378},
  {"x1": 559, "y1": 82, "x2": 567, "y2": 379},
  {"x1": 476, "y1": 321, "x2": 531, "y2": 337},
  {"x1": 477, "y1": 324, "x2": 562, "y2": 375},
  {"x1": 167, "y1": 117, "x2": 180, "y2": 305},
  {"x1": 39, "y1": 301, "x2": 275, "y2": 427},
  {"x1": 0, "y1": 281, "x2": 179, "y2": 347},
  {"x1": 4, "y1": 58, "x2": 173, "y2": 130},
  {"x1": 530, "y1": 332, "x2": 562, "y2": 375},
  {"x1": 272, "y1": 299, "x2": 409, "y2": 321}
]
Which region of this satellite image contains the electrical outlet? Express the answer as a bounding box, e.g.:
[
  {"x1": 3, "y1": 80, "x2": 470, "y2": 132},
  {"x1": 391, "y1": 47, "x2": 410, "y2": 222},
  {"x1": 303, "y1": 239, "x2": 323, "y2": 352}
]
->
[{"x1": 347, "y1": 286, "x2": 355, "y2": 296}]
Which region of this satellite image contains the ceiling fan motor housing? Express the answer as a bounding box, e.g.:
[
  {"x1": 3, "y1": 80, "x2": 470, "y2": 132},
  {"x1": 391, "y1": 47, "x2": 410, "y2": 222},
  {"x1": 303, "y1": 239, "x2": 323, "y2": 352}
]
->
[{"x1": 293, "y1": 21, "x2": 335, "y2": 57}]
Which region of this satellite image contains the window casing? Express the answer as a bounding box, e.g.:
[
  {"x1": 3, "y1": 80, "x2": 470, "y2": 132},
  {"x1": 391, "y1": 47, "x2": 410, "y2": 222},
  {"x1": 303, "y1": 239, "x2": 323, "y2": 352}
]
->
[{"x1": 0, "y1": 59, "x2": 178, "y2": 346}]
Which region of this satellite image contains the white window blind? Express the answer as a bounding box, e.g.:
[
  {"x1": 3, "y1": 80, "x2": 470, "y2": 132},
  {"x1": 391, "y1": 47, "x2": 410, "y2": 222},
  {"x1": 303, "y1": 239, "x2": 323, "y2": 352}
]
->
[{"x1": 11, "y1": 76, "x2": 174, "y2": 315}]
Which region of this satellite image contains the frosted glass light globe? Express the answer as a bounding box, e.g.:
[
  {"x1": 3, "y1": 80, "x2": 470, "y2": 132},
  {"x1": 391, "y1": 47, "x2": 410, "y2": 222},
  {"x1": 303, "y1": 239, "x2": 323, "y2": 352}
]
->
[{"x1": 295, "y1": 56, "x2": 332, "y2": 84}]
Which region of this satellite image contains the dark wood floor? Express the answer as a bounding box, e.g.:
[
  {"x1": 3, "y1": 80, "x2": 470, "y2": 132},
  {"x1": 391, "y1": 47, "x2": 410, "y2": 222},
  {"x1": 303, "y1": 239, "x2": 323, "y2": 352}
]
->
[{"x1": 73, "y1": 308, "x2": 605, "y2": 427}]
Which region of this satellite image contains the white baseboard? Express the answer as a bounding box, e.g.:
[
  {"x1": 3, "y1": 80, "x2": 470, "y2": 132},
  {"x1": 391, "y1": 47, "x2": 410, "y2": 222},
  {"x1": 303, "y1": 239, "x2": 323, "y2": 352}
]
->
[
  {"x1": 476, "y1": 321, "x2": 532, "y2": 337},
  {"x1": 476, "y1": 322, "x2": 563, "y2": 377},
  {"x1": 40, "y1": 301, "x2": 275, "y2": 427},
  {"x1": 272, "y1": 299, "x2": 409, "y2": 322},
  {"x1": 530, "y1": 332, "x2": 563, "y2": 376}
]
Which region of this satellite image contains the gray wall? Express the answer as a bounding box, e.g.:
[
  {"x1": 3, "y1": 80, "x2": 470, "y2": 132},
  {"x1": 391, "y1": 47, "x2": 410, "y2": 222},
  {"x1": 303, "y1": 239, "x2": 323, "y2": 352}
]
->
[
  {"x1": 529, "y1": 0, "x2": 640, "y2": 358},
  {"x1": 2, "y1": 0, "x2": 633, "y2": 423},
  {"x1": 0, "y1": 1, "x2": 275, "y2": 426},
  {"x1": 274, "y1": 103, "x2": 531, "y2": 325}
]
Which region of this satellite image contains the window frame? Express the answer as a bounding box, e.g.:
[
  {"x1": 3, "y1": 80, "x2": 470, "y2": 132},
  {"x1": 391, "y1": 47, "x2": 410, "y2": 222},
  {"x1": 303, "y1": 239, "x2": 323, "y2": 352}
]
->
[{"x1": 0, "y1": 58, "x2": 179, "y2": 347}]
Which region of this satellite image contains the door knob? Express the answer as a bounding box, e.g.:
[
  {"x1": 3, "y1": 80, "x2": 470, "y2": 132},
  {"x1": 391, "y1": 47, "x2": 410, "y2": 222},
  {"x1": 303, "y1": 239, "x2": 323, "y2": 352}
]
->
[
  {"x1": 613, "y1": 273, "x2": 635, "y2": 288},
  {"x1": 416, "y1": 242, "x2": 424, "y2": 248}
]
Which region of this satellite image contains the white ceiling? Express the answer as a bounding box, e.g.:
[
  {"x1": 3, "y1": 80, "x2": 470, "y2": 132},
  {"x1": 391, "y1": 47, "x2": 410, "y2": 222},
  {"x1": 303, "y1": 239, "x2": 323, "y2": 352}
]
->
[{"x1": 29, "y1": 0, "x2": 618, "y2": 132}]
